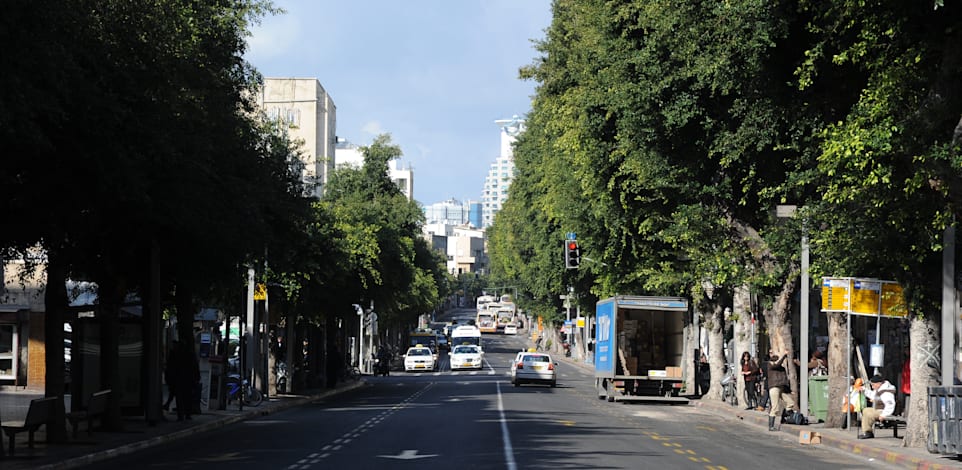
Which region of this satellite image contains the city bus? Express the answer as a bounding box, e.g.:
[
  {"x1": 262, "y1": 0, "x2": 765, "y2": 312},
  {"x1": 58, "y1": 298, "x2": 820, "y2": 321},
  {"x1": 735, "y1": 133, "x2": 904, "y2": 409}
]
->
[
  {"x1": 476, "y1": 295, "x2": 497, "y2": 312},
  {"x1": 476, "y1": 310, "x2": 498, "y2": 334}
]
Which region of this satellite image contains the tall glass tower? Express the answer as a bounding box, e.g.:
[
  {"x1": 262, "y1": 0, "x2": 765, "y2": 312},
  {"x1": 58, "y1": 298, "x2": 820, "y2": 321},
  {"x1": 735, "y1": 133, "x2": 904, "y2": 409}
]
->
[{"x1": 481, "y1": 116, "x2": 525, "y2": 228}]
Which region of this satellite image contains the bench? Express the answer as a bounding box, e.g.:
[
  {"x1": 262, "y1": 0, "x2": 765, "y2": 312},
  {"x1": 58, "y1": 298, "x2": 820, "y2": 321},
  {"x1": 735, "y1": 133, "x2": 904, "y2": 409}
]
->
[
  {"x1": 66, "y1": 389, "x2": 111, "y2": 438},
  {"x1": 876, "y1": 415, "x2": 907, "y2": 438},
  {"x1": 1, "y1": 396, "x2": 58, "y2": 455}
]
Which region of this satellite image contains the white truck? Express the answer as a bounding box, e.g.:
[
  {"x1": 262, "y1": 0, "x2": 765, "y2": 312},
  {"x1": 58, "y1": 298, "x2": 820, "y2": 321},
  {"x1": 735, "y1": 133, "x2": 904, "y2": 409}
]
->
[{"x1": 595, "y1": 295, "x2": 689, "y2": 403}]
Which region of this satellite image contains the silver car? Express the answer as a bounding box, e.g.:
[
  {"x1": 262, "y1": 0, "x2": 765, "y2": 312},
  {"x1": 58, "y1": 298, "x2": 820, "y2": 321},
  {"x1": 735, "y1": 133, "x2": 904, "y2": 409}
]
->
[{"x1": 511, "y1": 352, "x2": 557, "y2": 387}]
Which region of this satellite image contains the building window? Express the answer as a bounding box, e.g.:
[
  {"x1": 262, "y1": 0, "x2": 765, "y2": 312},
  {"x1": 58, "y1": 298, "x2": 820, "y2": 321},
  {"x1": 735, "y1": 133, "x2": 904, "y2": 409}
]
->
[{"x1": 0, "y1": 324, "x2": 18, "y2": 380}]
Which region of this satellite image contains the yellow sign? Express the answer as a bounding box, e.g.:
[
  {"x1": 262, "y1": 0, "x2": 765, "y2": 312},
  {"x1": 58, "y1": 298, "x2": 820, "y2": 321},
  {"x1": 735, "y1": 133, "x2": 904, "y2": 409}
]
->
[
  {"x1": 880, "y1": 283, "x2": 907, "y2": 317},
  {"x1": 851, "y1": 279, "x2": 881, "y2": 315},
  {"x1": 821, "y1": 277, "x2": 907, "y2": 318},
  {"x1": 576, "y1": 317, "x2": 586, "y2": 328},
  {"x1": 821, "y1": 278, "x2": 850, "y2": 312},
  {"x1": 254, "y1": 283, "x2": 267, "y2": 301}
]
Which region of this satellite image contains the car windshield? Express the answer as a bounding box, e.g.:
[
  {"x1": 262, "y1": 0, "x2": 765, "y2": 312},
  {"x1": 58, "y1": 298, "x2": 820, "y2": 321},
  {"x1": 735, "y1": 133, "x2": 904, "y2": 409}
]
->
[
  {"x1": 408, "y1": 349, "x2": 431, "y2": 356},
  {"x1": 453, "y1": 346, "x2": 479, "y2": 354}
]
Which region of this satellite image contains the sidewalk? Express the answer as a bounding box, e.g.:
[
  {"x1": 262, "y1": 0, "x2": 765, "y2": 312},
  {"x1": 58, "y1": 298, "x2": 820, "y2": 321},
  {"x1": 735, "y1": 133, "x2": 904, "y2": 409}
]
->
[
  {"x1": 690, "y1": 397, "x2": 962, "y2": 470},
  {"x1": 0, "y1": 380, "x2": 366, "y2": 470},
  {"x1": 550, "y1": 346, "x2": 962, "y2": 470}
]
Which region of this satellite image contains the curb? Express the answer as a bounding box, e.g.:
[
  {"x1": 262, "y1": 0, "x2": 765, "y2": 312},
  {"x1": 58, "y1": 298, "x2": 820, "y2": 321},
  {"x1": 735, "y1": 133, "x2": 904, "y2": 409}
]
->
[
  {"x1": 34, "y1": 380, "x2": 367, "y2": 470},
  {"x1": 689, "y1": 398, "x2": 955, "y2": 470}
]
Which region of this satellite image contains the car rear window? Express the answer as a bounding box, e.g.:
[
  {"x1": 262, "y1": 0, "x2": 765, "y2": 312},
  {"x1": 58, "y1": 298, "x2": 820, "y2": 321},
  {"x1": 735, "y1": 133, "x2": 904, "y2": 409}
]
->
[{"x1": 523, "y1": 355, "x2": 549, "y2": 363}]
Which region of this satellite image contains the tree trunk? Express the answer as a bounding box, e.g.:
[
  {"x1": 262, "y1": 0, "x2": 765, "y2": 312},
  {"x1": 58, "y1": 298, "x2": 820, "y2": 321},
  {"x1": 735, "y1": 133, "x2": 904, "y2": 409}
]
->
[
  {"x1": 683, "y1": 317, "x2": 696, "y2": 394},
  {"x1": 762, "y1": 274, "x2": 798, "y2": 397},
  {"x1": 825, "y1": 311, "x2": 849, "y2": 428},
  {"x1": 43, "y1": 248, "x2": 69, "y2": 443},
  {"x1": 732, "y1": 285, "x2": 753, "y2": 407},
  {"x1": 98, "y1": 271, "x2": 125, "y2": 431},
  {"x1": 903, "y1": 313, "x2": 940, "y2": 447},
  {"x1": 705, "y1": 298, "x2": 726, "y2": 401}
]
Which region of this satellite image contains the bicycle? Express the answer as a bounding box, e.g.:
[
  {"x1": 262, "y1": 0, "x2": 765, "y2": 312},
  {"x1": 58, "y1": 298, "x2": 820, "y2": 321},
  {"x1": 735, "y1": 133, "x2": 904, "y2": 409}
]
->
[
  {"x1": 721, "y1": 363, "x2": 738, "y2": 406},
  {"x1": 226, "y1": 374, "x2": 263, "y2": 407}
]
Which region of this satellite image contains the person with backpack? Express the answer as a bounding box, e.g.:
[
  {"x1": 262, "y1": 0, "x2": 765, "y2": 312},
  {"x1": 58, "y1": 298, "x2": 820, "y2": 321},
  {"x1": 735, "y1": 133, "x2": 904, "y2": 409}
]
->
[{"x1": 765, "y1": 350, "x2": 796, "y2": 431}]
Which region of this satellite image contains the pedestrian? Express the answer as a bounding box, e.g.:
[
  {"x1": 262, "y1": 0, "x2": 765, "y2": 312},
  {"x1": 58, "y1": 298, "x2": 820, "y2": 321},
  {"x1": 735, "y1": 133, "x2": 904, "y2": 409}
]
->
[
  {"x1": 326, "y1": 347, "x2": 342, "y2": 388},
  {"x1": 740, "y1": 351, "x2": 760, "y2": 410},
  {"x1": 170, "y1": 341, "x2": 200, "y2": 421},
  {"x1": 859, "y1": 374, "x2": 897, "y2": 439},
  {"x1": 765, "y1": 350, "x2": 796, "y2": 431},
  {"x1": 162, "y1": 342, "x2": 178, "y2": 412},
  {"x1": 692, "y1": 351, "x2": 710, "y2": 396},
  {"x1": 808, "y1": 350, "x2": 827, "y2": 376}
]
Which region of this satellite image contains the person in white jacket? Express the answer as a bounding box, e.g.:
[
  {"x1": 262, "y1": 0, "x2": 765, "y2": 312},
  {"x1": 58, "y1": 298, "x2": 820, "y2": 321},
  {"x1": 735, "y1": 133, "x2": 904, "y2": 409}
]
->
[{"x1": 859, "y1": 374, "x2": 897, "y2": 439}]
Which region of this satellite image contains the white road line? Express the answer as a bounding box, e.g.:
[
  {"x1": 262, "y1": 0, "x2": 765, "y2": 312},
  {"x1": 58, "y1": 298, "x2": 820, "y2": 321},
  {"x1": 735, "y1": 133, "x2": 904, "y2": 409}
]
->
[
  {"x1": 483, "y1": 356, "x2": 497, "y2": 374},
  {"x1": 496, "y1": 381, "x2": 518, "y2": 470}
]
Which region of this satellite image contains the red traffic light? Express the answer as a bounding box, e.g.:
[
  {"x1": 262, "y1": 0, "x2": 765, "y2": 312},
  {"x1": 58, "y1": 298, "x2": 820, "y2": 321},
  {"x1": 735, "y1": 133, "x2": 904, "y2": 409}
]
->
[{"x1": 567, "y1": 241, "x2": 578, "y2": 250}]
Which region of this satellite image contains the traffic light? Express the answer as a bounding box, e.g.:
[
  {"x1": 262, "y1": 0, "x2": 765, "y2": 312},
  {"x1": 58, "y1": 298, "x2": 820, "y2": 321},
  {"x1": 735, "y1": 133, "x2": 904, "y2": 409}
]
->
[{"x1": 564, "y1": 239, "x2": 580, "y2": 269}]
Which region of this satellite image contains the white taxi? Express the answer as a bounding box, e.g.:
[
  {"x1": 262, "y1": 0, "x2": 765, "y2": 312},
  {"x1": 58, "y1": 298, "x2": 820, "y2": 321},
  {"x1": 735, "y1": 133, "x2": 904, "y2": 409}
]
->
[
  {"x1": 403, "y1": 345, "x2": 437, "y2": 372},
  {"x1": 503, "y1": 323, "x2": 518, "y2": 335},
  {"x1": 511, "y1": 351, "x2": 556, "y2": 387},
  {"x1": 449, "y1": 344, "x2": 483, "y2": 370}
]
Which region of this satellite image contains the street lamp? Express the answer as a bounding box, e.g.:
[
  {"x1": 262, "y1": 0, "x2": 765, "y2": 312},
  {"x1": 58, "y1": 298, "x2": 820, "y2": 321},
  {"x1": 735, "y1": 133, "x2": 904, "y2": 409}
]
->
[{"x1": 777, "y1": 204, "x2": 810, "y2": 421}]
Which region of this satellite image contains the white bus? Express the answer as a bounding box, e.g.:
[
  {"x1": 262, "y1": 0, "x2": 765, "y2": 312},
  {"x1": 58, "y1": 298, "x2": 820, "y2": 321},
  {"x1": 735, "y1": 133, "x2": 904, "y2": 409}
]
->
[{"x1": 450, "y1": 325, "x2": 483, "y2": 351}]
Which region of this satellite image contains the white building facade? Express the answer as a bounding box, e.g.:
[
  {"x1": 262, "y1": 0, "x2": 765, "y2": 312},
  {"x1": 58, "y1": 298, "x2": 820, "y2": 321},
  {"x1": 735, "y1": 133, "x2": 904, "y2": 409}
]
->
[
  {"x1": 258, "y1": 78, "x2": 336, "y2": 198},
  {"x1": 481, "y1": 116, "x2": 525, "y2": 228},
  {"x1": 334, "y1": 139, "x2": 415, "y2": 201}
]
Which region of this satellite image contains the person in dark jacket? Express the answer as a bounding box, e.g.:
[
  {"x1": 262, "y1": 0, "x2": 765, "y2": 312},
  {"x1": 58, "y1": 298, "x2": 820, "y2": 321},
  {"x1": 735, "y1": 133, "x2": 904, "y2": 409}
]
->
[
  {"x1": 740, "y1": 351, "x2": 760, "y2": 410},
  {"x1": 169, "y1": 341, "x2": 200, "y2": 421},
  {"x1": 765, "y1": 351, "x2": 796, "y2": 431}
]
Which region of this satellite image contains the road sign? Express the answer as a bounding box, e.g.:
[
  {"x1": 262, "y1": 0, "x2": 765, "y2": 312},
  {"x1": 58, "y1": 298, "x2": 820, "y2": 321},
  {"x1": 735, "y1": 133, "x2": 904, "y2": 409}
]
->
[
  {"x1": 253, "y1": 283, "x2": 267, "y2": 301},
  {"x1": 821, "y1": 278, "x2": 850, "y2": 312},
  {"x1": 820, "y1": 277, "x2": 907, "y2": 317}
]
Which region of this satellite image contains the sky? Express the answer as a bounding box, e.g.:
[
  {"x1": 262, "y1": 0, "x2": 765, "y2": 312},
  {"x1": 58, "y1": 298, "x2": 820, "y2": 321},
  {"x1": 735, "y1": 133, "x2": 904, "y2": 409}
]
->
[{"x1": 245, "y1": 0, "x2": 553, "y2": 206}]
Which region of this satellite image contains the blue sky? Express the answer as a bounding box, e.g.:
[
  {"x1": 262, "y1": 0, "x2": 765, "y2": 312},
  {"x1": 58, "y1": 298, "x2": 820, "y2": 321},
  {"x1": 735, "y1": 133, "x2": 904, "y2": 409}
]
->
[{"x1": 245, "y1": 0, "x2": 553, "y2": 206}]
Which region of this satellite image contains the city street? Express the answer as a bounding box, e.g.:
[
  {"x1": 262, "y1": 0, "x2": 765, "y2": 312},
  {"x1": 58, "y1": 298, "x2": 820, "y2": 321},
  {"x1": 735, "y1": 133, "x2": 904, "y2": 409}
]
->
[{"x1": 78, "y1": 319, "x2": 894, "y2": 470}]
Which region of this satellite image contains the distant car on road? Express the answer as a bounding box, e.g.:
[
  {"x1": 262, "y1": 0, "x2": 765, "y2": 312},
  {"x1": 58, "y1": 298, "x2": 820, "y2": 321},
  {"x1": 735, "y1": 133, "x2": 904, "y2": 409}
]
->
[
  {"x1": 437, "y1": 334, "x2": 449, "y2": 350},
  {"x1": 503, "y1": 323, "x2": 518, "y2": 335},
  {"x1": 449, "y1": 345, "x2": 483, "y2": 370},
  {"x1": 511, "y1": 351, "x2": 557, "y2": 387},
  {"x1": 403, "y1": 345, "x2": 437, "y2": 372}
]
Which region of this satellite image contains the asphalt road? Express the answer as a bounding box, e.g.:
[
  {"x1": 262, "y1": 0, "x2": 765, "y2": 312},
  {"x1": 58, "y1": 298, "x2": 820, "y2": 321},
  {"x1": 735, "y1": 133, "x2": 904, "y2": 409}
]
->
[{"x1": 82, "y1": 309, "x2": 894, "y2": 470}]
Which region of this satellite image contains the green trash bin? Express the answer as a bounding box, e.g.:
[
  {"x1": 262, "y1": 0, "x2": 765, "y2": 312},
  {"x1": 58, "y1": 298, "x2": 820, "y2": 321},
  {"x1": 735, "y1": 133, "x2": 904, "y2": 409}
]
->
[{"x1": 808, "y1": 376, "x2": 829, "y2": 422}]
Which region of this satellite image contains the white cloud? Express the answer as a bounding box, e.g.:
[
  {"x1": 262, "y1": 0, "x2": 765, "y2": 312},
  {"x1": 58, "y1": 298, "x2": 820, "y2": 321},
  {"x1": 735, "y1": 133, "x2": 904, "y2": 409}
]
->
[{"x1": 362, "y1": 120, "x2": 385, "y2": 136}]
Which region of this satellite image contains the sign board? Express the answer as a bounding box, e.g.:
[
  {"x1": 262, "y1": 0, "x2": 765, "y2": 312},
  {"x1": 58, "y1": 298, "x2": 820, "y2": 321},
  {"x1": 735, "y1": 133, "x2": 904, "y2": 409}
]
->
[
  {"x1": 821, "y1": 278, "x2": 850, "y2": 312},
  {"x1": 576, "y1": 317, "x2": 586, "y2": 328},
  {"x1": 821, "y1": 277, "x2": 907, "y2": 318},
  {"x1": 254, "y1": 283, "x2": 267, "y2": 301},
  {"x1": 594, "y1": 300, "x2": 615, "y2": 375}
]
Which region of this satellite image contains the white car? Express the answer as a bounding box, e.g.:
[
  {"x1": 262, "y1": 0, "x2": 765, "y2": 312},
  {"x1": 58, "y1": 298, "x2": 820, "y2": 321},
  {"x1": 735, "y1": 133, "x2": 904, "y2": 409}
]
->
[
  {"x1": 503, "y1": 324, "x2": 518, "y2": 335},
  {"x1": 511, "y1": 351, "x2": 557, "y2": 387},
  {"x1": 404, "y1": 346, "x2": 437, "y2": 372},
  {"x1": 449, "y1": 345, "x2": 484, "y2": 370}
]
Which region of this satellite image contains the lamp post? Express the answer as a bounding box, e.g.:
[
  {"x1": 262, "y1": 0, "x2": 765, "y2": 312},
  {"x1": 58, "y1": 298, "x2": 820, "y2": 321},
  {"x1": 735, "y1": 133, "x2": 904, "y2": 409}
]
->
[{"x1": 777, "y1": 205, "x2": 810, "y2": 420}]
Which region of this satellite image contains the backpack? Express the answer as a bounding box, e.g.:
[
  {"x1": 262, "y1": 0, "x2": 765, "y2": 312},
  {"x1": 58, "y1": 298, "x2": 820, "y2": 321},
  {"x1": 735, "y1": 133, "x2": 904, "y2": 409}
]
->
[{"x1": 784, "y1": 410, "x2": 808, "y2": 425}]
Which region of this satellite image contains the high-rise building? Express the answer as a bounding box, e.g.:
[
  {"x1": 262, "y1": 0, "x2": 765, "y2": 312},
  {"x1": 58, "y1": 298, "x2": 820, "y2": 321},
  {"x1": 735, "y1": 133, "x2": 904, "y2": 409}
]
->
[
  {"x1": 481, "y1": 115, "x2": 525, "y2": 227},
  {"x1": 257, "y1": 78, "x2": 336, "y2": 198},
  {"x1": 334, "y1": 138, "x2": 415, "y2": 201},
  {"x1": 423, "y1": 198, "x2": 479, "y2": 226}
]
